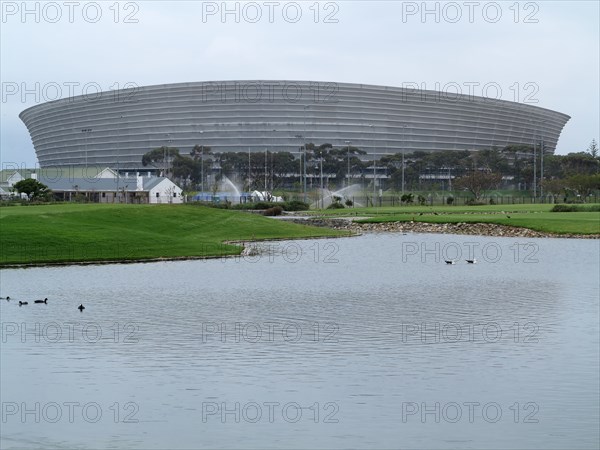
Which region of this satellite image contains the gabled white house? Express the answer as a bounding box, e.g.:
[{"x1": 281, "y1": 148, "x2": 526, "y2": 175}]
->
[{"x1": 144, "y1": 177, "x2": 183, "y2": 204}]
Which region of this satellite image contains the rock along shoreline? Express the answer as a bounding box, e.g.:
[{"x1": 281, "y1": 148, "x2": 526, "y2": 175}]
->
[{"x1": 287, "y1": 217, "x2": 600, "y2": 239}]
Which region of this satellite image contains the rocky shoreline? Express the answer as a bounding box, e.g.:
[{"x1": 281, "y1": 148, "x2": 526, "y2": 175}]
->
[{"x1": 289, "y1": 217, "x2": 600, "y2": 239}]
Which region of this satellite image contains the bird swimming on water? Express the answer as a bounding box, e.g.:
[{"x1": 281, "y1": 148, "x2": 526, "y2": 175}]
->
[
  {"x1": 19, "y1": 301, "x2": 28, "y2": 306},
  {"x1": 78, "y1": 304, "x2": 85, "y2": 311},
  {"x1": 466, "y1": 259, "x2": 477, "y2": 264},
  {"x1": 34, "y1": 298, "x2": 48, "y2": 304},
  {"x1": 1, "y1": 296, "x2": 10, "y2": 300},
  {"x1": 445, "y1": 260, "x2": 456, "y2": 265}
]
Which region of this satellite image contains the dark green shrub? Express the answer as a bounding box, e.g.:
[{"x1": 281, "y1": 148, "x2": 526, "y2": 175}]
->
[
  {"x1": 283, "y1": 200, "x2": 310, "y2": 211},
  {"x1": 254, "y1": 201, "x2": 273, "y2": 210},
  {"x1": 326, "y1": 202, "x2": 345, "y2": 209},
  {"x1": 401, "y1": 193, "x2": 414, "y2": 204},
  {"x1": 551, "y1": 204, "x2": 575, "y2": 212},
  {"x1": 446, "y1": 196, "x2": 454, "y2": 205},
  {"x1": 551, "y1": 204, "x2": 600, "y2": 212}
]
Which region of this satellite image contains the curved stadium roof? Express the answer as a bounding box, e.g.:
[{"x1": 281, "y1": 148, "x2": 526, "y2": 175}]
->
[{"x1": 19, "y1": 80, "x2": 571, "y2": 169}]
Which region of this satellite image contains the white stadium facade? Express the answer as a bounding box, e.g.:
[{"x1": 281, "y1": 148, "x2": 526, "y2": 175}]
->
[{"x1": 20, "y1": 80, "x2": 570, "y2": 170}]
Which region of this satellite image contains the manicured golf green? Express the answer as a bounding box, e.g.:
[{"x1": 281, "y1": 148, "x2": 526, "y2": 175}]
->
[
  {"x1": 357, "y1": 212, "x2": 600, "y2": 234},
  {"x1": 0, "y1": 204, "x2": 343, "y2": 266},
  {"x1": 312, "y1": 204, "x2": 600, "y2": 235},
  {"x1": 311, "y1": 203, "x2": 556, "y2": 216}
]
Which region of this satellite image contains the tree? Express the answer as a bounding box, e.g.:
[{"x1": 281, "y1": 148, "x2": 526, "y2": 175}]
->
[
  {"x1": 13, "y1": 179, "x2": 52, "y2": 201},
  {"x1": 474, "y1": 148, "x2": 509, "y2": 174},
  {"x1": 561, "y1": 152, "x2": 599, "y2": 176},
  {"x1": 588, "y1": 139, "x2": 598, "y2": 158},
  {"x1": 454, "y1": 171, "x2": 502, "y2": 201},
  {"x1": 270, "y1": 152, "x2": 296, "y2": 188},
  {"x1": 142, "y1": 147, "x2": 181, "y2": 176},
  {"x1": 564, "y1": 174, "x2": 600, "y2": 199},
  {"x1": 171, "y1": 155, "x2": 199, "y2": 187},
  {"x1": 541, "y1": 178, "x2": 566, "y2": 198}
]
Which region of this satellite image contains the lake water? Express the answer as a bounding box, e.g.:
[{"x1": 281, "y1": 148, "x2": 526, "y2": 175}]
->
[{"x1": 1, "y1": 233, "x2": 599, "y2": 449}]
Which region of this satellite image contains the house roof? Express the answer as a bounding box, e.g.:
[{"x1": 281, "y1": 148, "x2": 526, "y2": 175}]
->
[
  {"x1": 38, "y1": 176, "x2": 179, "y2": 192},
  {"x1": 0, "y1": 169, "x2": 34, "y2": 183},
  {"x1": 1, "y1": 166, "x2": 116, "y2": 183}
]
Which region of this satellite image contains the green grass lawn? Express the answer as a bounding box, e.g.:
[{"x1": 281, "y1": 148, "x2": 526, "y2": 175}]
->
[
  {"x1": 0, "y1": 204, "x2": 343, "y2": 266},
  {"x1": 309, "y1": 203, "x2": 600, "y2": 235},
  {"x1": 356, "y1": 211, "x2": 600, "y2": 234},
  {"x1": 311, "y1": 203, "x2": 557, "y2": 216}
]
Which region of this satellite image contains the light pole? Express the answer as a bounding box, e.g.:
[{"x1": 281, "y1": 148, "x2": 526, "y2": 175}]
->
[
  {"x1": 247, "y1": 147, "x2": 251, "y2": 192},
  {"x1": 345, "y1": 140, "x2": 351, "y2": 188},
  {"x1": 164, "y1": 133, "x2": 172, "y2": 179},
  {"x1": 199, "y1": 130, "x2": 204, "y2": 196},
  {"x1": 267, "y1": 129, "x2": 277, "y2": 193},
  {"x1": 539, "y1": 120, "x2": 547, "y2": 202},
  {"x1": 533, "y1": 136, "x2": 537, "y2": 201},
  {"x1": 529, "y1": 120, "x2": 536, "y2": 200},
  {"x1": 369, "y1": 125, "x2": 376, "y2": 204},
  {"x1": 294, "y1": 134, "x2": 304, "y2": 198},
  {"x1": 303, "y1": 105, "x2": 310, "y2": 201},
  {"x1": 320, "y1": 156, "x2": 324, "y2": 208},
  {"x1": 373, "y1": 150, "x2": 377, "y2": 207},
  {"x1": 117, "y1": 115, "x2": 126, "y2": 202},
  {"x1": 400, "y1": 123, "x2": 407, "y2": 195}
]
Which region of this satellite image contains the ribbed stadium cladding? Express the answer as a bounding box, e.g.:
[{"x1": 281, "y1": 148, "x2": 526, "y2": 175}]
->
[{"x1": 20, "y1": 80, "x2": 570, "y2": 169}]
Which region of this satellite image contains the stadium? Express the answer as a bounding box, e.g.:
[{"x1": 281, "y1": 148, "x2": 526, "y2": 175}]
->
[{"x1": 19, "y1": 80, "x2": 570, "y2": 170}]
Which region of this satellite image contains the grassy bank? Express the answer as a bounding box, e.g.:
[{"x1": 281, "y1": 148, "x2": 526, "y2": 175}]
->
[
  {"x1": 311, "y1": 204, "x2": 600, "y2": 235},
  {"x1": 0, "y1": 204, "x2": 344, "y2": 266}
]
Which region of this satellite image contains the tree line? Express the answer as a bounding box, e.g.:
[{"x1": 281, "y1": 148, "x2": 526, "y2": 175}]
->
[{"x1": 141, "y1": 139, "x2": 600, "y2": 199}]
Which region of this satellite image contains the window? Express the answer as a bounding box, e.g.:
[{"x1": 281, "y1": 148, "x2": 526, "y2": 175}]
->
[
  {"x1": 173, "y1": 192, "x2": 177, "y2": 197},
  {"x1": 156, "y1": 192, "x2": 159, "y2": 198}
]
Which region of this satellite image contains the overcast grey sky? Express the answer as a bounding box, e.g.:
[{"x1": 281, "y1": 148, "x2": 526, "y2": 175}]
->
[{"x1": 1, "y1": 0, "x2": 598, "y2": 167}]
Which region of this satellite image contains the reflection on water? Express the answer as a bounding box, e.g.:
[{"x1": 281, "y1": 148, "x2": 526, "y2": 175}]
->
[{"x1": 1, "y1": 233, "x2": 599, "y2": 449}]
